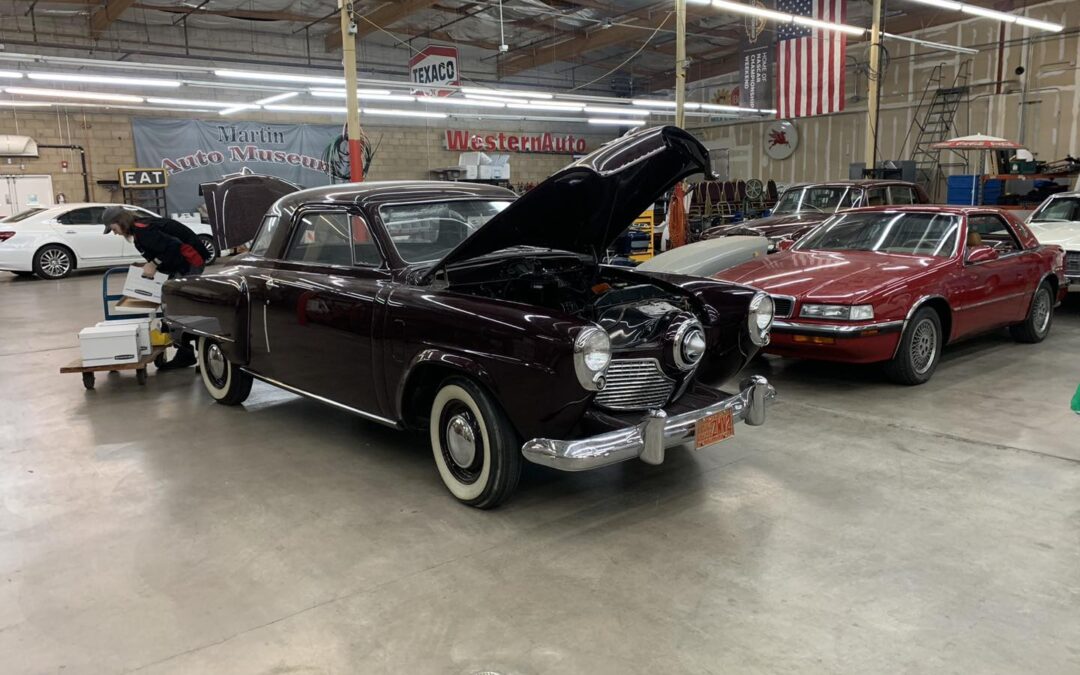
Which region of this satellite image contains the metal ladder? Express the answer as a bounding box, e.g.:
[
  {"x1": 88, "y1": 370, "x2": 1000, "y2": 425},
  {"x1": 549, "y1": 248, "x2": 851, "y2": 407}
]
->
[{"x1": 901, "y1": 61, "x2": 971, "y2": 200}]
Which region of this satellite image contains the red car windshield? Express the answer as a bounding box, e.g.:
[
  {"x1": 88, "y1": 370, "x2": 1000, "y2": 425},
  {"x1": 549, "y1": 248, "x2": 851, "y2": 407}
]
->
[{"x1": 796, "y1": 212, "x2": 961, "y2": 257}]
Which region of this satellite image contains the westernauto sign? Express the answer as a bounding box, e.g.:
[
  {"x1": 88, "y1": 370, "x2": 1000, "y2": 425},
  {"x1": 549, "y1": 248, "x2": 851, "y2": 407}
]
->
[{"x1": 445, "y1": 129, "x2": 588, "y2": 154}]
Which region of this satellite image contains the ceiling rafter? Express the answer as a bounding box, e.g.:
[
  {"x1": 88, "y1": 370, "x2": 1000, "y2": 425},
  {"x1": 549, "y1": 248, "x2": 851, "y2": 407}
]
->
[
  {"x1": 89, "y1": 0, "x2": 137, "y2": 36},
  {"x1": 325, "y1": 0, "x2": 442, "y2": 52}
]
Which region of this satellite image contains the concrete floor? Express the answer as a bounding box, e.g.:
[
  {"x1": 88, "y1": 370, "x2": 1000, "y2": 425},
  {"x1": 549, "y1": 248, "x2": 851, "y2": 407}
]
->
[{"x1": 2, "y1": 270, "x2": 1079, "y2": 675}]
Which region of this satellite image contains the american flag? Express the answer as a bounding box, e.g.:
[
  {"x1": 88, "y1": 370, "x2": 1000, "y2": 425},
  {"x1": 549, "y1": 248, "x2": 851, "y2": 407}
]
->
[{"x1": 776, "y1": 0, "x2": 847, "y2": 118}]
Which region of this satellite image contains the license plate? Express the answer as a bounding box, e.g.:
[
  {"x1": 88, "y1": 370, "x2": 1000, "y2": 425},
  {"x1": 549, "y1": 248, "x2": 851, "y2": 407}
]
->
[{"x1": 695, "y1": 409, "x2": 734, "y2": 449}]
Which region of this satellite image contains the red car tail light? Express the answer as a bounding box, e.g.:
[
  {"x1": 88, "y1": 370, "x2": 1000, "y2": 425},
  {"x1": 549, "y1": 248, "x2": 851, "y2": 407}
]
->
[{"x1": 0, "y1": 231, "x2": 15, "y2": 242}]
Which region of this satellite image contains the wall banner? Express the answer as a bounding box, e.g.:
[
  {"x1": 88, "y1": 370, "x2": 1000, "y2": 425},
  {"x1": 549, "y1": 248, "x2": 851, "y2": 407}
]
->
[
  {"x1": 132, "y1": 118, "x2": 338, "y2": 215},
  {"x1": 739, "y1": 2, "x2": 775, "y2": 111}
]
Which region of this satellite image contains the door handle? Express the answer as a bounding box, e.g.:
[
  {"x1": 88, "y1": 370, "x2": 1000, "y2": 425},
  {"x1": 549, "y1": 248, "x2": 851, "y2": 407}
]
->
[
  {"x1": 265, "y1": 278, "x2": 278, "y2": 289},
  {"x1": 65, "y1": 230, "x2": 77, "y2": 234}
]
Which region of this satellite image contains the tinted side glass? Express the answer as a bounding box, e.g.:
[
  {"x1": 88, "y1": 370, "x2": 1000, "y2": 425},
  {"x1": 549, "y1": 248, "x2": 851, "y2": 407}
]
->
[
  {"x1": 285, "y1": 211, "x2": 352, "y2": 266},
  {"x1": 865, "y1": 188, "x2": 887, "y2": 207},
  {"x1": 250, "y1": 215, "x2": 279, "y2": 256},
  {"x1": 58, "y1": 208, "x2": 101, "y2": 225},
  {"x1": 889, "y1": 187, "x2": 916, "y2": 204}
]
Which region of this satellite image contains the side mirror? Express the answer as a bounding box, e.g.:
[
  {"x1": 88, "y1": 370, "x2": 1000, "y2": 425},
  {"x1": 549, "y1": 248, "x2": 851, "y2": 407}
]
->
[
  {"x1": 776, "y1": 238, "x2": 795, "y2": 252},
  {"x1": 966, "y1": 245, "x2": 999, "y2": 264}
]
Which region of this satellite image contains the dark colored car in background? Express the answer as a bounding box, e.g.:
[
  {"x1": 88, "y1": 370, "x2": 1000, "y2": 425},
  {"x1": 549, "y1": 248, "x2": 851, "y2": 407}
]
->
[
  {"x1": 161, "y1": 126, "x2": 778, "y2": 508},
  {"x1": 702, "y1": 180, "x2": 931, "y2": 247}
]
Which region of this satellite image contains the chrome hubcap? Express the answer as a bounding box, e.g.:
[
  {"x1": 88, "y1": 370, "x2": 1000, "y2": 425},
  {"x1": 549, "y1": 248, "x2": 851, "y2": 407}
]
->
[
  {"x1": 910, "y1": 319, "x2": 937, "y2": 374},
  {"x1": 206, "y1": 343, "x2": 227, "y2": 382},
  {"x1": 40, "y1": 250, "x2": 70, "y2": 277},
  {"x1": 445, "y1": 413, "x2": 477, "y2": 468},
  {"x1": 1033, "y1": 289, "x2": 1051, "y2": 334}
]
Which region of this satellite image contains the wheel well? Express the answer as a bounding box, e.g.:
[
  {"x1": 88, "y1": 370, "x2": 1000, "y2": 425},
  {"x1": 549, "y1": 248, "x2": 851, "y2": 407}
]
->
[
  {"x1": 918, "y1": 298, "x2": 952, "y2": 341},
  {"x1": 401, "y1": 363, "x2": 465, "y2": 432},
  {"x1": 1042, "y1": 275, "x2": 1059, "y2": 297},
  {"x1": 35, "y1": 242, "x2": 77, "y2": 269}
]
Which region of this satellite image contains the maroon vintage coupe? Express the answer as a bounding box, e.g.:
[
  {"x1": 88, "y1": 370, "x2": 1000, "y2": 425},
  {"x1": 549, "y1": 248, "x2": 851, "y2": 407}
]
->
[
  {"x1": 162, "y1": 127, "x2": 778, "y2": 507},
  {"x1": 714, "y1": 206, "x2": 1067, "y2": 384}
]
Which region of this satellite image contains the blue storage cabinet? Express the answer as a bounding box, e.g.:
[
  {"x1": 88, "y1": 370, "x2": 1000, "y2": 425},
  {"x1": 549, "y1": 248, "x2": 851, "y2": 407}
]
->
[{"x1": 946, "y1": 175, "x2": 1004, "y2": 205}]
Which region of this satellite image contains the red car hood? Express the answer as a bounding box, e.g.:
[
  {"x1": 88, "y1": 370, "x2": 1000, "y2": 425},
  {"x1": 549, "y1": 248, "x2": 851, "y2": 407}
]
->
[{"x1": 714, "y1": 249, "x2": 953, "y2": 304}]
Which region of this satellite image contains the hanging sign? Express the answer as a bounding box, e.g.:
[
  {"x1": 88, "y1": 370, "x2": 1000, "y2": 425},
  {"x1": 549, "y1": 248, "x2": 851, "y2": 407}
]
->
[
  {"x1": 119, "y1": 168, "x2": 169, "y2": 189},
  {"x1": 410, "y1": 45, "x2": 459, "y2": 97},
  {"x1": 739, "y1": 1, "x2": 774, "y2": 111}
]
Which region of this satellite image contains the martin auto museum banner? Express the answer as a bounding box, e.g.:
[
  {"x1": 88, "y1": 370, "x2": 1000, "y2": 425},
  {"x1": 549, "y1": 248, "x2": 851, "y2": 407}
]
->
[{"x1": 133, "y1": 118, "x2": 338, "y2": 214}]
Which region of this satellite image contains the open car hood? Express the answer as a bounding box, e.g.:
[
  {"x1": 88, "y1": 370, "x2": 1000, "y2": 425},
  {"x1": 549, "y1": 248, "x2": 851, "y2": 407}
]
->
[
  {"x1": 201, "y1": 173, "x2": 302, "y2": 250},
  {"x1": 427, "y1": 126, "x2": 709, "y2": 277}
]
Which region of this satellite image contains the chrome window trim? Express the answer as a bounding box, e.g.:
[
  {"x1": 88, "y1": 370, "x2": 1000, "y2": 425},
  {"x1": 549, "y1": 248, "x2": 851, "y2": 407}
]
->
[{"x1": 285, "y1": 206, "x2": 389, "y2": 271}]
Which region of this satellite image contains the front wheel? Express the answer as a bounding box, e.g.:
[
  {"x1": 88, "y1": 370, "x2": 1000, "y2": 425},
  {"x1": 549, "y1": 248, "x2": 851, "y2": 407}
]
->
[
  {"x1": 429, "y1": 377, "x2": 521, "y2": 508},
  {"x1": 884, "y1": 307, "x2": 943, "y2": 385},
  {"x1": 198, "y1": 336, "x2": 252, "y2": 405},
  {"x1": 1009, "y1": 282, "x2": 1054, "y2": 343},
  {"x1": 198, "y1": 234, "x2": 218, "y2": 265},
  {"x1": 33, "y1": 245, "x2": 75, "y2": 280}
]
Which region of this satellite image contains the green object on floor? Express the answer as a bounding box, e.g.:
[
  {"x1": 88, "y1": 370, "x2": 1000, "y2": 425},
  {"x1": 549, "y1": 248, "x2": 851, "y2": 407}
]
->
[{"x1": 1073, "y1": 384, "x2": 1080, "y2": 414}]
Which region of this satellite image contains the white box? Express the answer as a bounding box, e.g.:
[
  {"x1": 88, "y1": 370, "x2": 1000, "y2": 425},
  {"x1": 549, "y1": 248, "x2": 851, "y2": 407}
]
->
[
  {"x1": 79, "y1": 324, "x2": 140, "y2": 367},
  {"x1": 122, "y1": 264, "x2": 168, "y2": 303},
  {"x1": 96, "y1": 319, "x2": 151, "y2": 356},
  {"x1": 460, "y1": 165, "x2": 479, "y2": 180}
]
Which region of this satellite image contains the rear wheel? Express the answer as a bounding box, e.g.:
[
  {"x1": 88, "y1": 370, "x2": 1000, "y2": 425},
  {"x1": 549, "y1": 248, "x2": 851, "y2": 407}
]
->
[
  {"x1": 885, "y1": 307, "x2": 942, "y2": 385},
  {"x1": 198, "y1": 336, "x2": 252, "y2": 405},
  {"x1": 429, "y1": 377, "x2": 521, "y2": 508},
  {"x1": 198, "y1": 234, "x2": 218, "y2": 265},
  {"x1": 1009, "y1": 282, "x2": 1054, "y2": 343},
  {"x1": 33, "y1": 245, "x2": 75, "y2": 280}
]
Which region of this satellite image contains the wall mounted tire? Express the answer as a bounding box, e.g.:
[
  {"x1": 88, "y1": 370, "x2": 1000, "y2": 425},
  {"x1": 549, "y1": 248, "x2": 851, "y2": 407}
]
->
[
  {"x1": 1009, "y1": 282, "x2": 1053, "y2": 344},
  {"x1": 198, "y1": 234, "x2": 218, "y2": 265},
  {"x1": 884, "y1": 307, "x2": 942, "y2": 385},
  {"x1": 429, "y1": 377, "x2": 521, "y2": 509},
  {"x1": 32, "y1": 244, "x2": 75, "y2": 280},
  {"x1": 198, "y1": 336, "x2": 252, "y2": 405}
]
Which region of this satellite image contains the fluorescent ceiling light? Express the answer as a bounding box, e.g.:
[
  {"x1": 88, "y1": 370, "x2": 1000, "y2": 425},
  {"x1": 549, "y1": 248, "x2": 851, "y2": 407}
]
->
[
  {"x1": 418, "y1": 97, "x2": 506, "y2": 108},
  {"x1": 265, "y1": 104, "x2": 345, "y2": 113},
  {"x1": 461, "y1": 86, "x2": 552, "y2": 99},
  {"x1": 360, "y1": 107, "x2": 447, "y2": 119},
  {"x1": 254, "y1": 92, "x2": 299, "y2": 105},
  {"x1": 4, "y1": 87, "x2": 143, "y2": 103},
  {"x1": 0, "y1": 70, "x2": 25, "y2": 79},
  {"x1": 309, "y1": 88, "x2": 393, "y2": 97},
  {"x1": 882, "y1": 32, "x2": 979, "y2": 54},
  {"x1": 146, "y1": 97, "x2": 252, "y2": 108},
  {"x1": 463, "y1": 93, "x2": 523, "y2": 104},
  {"x1": 632, "y1": 99, "x2": 702, "y2": 110},
  {"x1": 582, "y1": 105, "x2": 651, "y2": 116},
  {"x1": 214, "y1": 69, "x2": 345, "y2": 86},
  {"x1": 793, "y1": 16, "x2": 865, "y2": 35},
  {"x1": 219, "y1": 105, "x2": 259, "y2": 116},
  {"x1": 26, "y1": 72, "x2": 182, "y2": 87},
  {"x1": 902, "y1": 0, "x2": 1062, "y2": 32},
  {"x1": 527, "y1": 101, "x2": 585, "y2": 110},
  {"x1": 0, "y1": 100, "x2": 50, "y2": 107},
  {"x1": 710, "y1": 0, "x2": 867, "y2": 36},
  {"x1": 588, "y1": 118, "x2": 646, "y2": 126}
]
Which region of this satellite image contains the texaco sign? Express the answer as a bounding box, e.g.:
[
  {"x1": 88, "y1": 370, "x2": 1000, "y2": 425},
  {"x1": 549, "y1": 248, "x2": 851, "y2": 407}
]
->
[{"x1": 410, "y1": 45, "x2": 459, "y2": 97}]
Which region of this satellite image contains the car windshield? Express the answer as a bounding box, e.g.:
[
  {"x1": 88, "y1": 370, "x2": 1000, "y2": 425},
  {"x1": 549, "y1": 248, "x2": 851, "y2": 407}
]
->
[
  {"x1": 1030, "y1": 196, "x2": 1080, "y2": 222},
  {"x1": 1, "y1": 207, "x2": 46, "y2": 223},
  {"x1": 773, "y1": 186, "x2": 858, "y2": 215},
  {"x1": 796, "y1": 211, "x2": 961, "y2": 257},
  {"x1": 379, "y1": 199, "x2": 512, "y2": 263}
]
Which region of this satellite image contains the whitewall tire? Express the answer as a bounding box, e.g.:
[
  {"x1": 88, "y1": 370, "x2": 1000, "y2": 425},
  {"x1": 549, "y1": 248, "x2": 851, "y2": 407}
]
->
[
  {"x1": 198, "y1": 336, "x2": 253, "y2": 405},
  {"x1": 429, "y1": 377, "x2": 521, "y2": 508}
]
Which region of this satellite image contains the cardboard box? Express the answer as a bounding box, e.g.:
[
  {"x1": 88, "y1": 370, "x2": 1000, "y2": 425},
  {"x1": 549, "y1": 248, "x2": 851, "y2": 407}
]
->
[
  {"x1": 122, "y1": 264, "x2": 168, "y2": 303},
  {"x1": 96, "y1": 319, "x2": 151, "y2": 356},
  {"x1": 79, "y1": 324, "x2": 140, "y2": 367}
]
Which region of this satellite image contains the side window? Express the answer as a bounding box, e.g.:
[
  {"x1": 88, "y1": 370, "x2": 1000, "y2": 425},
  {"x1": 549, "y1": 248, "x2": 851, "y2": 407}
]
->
[
  {"x1": 285, "y1": 211, "x2": 352, "y2": 266},
  {"x1": 58, "y1": 207, "x2": 101, "y2": 225},
  {"x1": 865, "y1": 188, "x2": 887, "y2": 207},
  {"x1": 350, "y1": 215, "x2": 382, "y2": 267},
  {"x1": 966, "y1": 215, "x2": 1021, "y2": 253},
  {"x1": 250, "y1": 215, "x2": 279, "y2": 257},
  {"x1": 839, "y1": 189, "x2": 861, "y2": 209},
  {"x1": 889, "y1": 186, "x2": 916, "y2": 205}
]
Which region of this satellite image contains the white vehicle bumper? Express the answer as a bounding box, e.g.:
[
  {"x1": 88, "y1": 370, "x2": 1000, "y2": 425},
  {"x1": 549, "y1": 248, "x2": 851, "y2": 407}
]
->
[{"x1": 0, "y1": 237, "x2": 37, "y2": 272}]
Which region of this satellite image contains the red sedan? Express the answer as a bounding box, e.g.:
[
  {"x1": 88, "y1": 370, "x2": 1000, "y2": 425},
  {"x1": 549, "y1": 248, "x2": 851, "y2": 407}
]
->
[{"x1": 713, "y1": 206, "x2": 1067, "y2": 384}]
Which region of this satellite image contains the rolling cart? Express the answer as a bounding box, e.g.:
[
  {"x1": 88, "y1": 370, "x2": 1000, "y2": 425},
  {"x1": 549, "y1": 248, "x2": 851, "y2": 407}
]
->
[{"x1": 60, "y1": 267, "x2": 171, "y2": 390}]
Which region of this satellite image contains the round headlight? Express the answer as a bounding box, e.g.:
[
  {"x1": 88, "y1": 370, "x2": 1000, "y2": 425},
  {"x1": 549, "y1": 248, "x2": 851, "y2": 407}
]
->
[
  {"x1": 574, "y1": 326, "x2": 611, "y2": 390},
  {"x1": 748, "y1": 292, "x2": 774, "y2": 346},
  {"x1": 673, "y1": 319, "x2": 706, "y2": 370}
]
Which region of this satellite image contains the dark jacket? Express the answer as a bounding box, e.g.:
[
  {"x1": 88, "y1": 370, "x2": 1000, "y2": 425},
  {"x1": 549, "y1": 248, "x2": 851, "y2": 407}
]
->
[{"x1": 132, "y1": 218, "x2": 210, "y2": 275}]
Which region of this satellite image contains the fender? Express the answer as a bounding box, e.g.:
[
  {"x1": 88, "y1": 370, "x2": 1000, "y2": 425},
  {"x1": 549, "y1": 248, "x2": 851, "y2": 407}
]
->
[
  {"x1": 162, "y1": 272, "x2": 251, "y2": 364},
  {"x1": 395, "y1": 348, "x2": 499, "y2": 422}
]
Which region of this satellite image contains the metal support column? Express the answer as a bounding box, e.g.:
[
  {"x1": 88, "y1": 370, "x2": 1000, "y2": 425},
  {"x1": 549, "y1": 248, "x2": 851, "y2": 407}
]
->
[
  {"x1": 339, "y1": 0, "x2": 364, "y2": 182},
  {"x1": 675, "y1": 0, "x2": 687, "y2": 129},
  {"x1": 863, "y1": 0, "x2": 883, "y2": 168}
]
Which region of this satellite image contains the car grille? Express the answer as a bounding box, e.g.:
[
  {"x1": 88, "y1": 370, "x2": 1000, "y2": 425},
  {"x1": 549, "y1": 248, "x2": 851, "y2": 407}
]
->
[
  {"x1": 1066, "y1": 251, "x2": 1080, "y2": 277},
  {"x1": 595, "y1": 358, "x2": 676, "y2": 411},
  {"x1": 771, "y1": 295, "x2": 795, "y2": 318}
]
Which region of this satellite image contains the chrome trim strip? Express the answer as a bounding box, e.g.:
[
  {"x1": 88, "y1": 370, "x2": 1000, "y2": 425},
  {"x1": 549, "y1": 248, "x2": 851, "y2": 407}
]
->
[
  {"x1": 522, "y1": 376, "x2": 775, "y2": 472},
  {"x1": 954, "y1": 291, "x2": 1027, "y2": 312},
  {"x1": 771, "y1": 319, "x2": 904, "y2": 336},
  {"x1": 184, "y1": 327, "x2": 236, "y2": 343},
  {"x1": 241, "y1": 370, "x2": 401, "y2": 429}
]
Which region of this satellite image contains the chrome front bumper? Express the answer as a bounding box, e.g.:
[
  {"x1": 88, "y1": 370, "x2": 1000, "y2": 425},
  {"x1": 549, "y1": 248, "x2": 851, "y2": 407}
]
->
[{"x1": 521, "y1": 375, "x2": 776, "y2": 472}]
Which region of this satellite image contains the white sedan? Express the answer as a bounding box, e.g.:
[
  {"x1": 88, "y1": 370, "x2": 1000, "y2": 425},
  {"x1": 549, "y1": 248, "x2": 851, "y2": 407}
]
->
[
  {"x1": 1027, "y1": 192, "x2": 1080, "y2": 291},
  {"x1": 0, "y1": 203, "x2": 216, "y2": 280}
]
